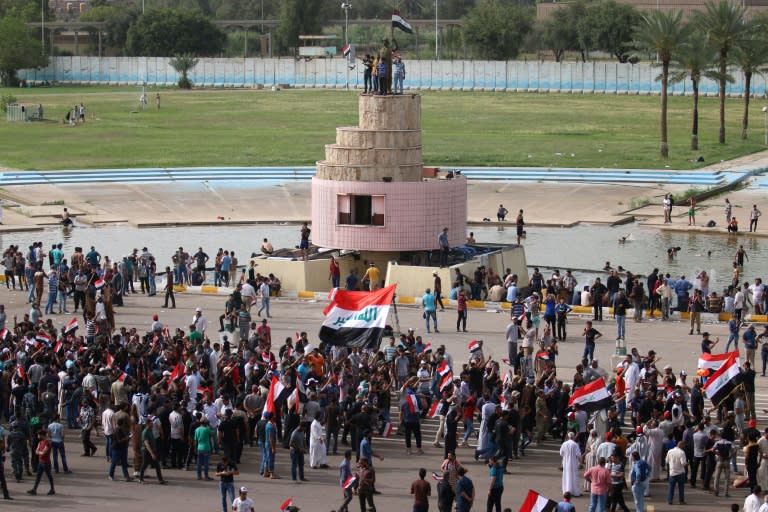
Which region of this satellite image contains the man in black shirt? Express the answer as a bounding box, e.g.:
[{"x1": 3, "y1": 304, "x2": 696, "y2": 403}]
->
[
  {"x1": 743, "y1": 361, "x2": 757, "y2": 420},
  {"x1": 582, "y1": 321, "x2": 602, "y2": 364},
  {"x1": 215, "y1": 455, "x2": 239, "y2": 512},
  {"x1": 218, "y1": 409, "x2": 240, "y2": 462}
]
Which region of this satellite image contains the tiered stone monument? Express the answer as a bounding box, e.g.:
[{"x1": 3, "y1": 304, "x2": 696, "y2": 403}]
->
[{"x1": 311, "y1": 94, "x2": 467, "y2": 251}]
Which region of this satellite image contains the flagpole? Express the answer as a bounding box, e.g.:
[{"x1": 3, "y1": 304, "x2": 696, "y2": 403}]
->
[{"x1": 390, "y1": 296, "x2": 401, "y2": 337}]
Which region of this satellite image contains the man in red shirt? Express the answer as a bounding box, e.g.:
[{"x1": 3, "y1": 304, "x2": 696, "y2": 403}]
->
[
  {"x1": 27, "y1": 430, "x2": 55, "y2": 496},
  {"x1": 411, "y1": 467, "x2": 432, "y2": 512},
  {"x1": 256, "y1": 319, "x2": 272, "y2": 345},
  {"x1": 583, "y1": 456, "x2": 611, "y2": 512}
]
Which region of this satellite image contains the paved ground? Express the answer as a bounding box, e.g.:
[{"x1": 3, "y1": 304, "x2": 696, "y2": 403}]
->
[{"x1": 0, "y1": 286, "x2": 762, "y2": 511}]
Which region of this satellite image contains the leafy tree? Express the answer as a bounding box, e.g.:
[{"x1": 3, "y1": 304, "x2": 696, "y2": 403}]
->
[
  {"x1": 0, "y1": 16, "x2": 46, "y2": 86},
  {"x1": 540, "y1": 4, "x2": 582, "y2": 62},
  {"x1": 80, "y1": 5, "x2": 139, "y2": 51},
  {"x1": 274, "y1": 0, "x2": 327, "y2": 54},
  {"x1": 169, "y1": 53, "x2": 198, "y2": 88},
  {"x1": 732, "y1": 21, "x2": 768, "y2": 140},
  {"x1": 126, "y1": 8, "x2": 226, "y2": 56},
  {"x1": 632, "y1": 10, "x2": 690, "y2": 158},
  {"x1": 580, "y1": 0, "x2": 640, "y2": 62},
  {"x1": 0, "y1": 0, "x2": 52, "y2": 23},
  {"x1": 462, "y1": 1, "x2": 533, "y2": 60},
  {"x1": 670, "y1": 31, "x2": 714, "y2": 150},
  {"x1": 694, "y1": 0, "x2": 746, "y2": 144}
]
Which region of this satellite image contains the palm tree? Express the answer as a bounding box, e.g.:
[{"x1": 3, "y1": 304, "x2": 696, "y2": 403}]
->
[
  {"x1": 732, "y1": 21, "x2": 768, "y2": 139},
  {"x1": 632, "y1": 10, "x2": 691, "y2": 158},
  {"x1": 670, "y1": 31, "x2": 714, "y2": 150},
  {"x1": 170, "y1": 53, "x2": 199, "y2": 89},
  {"x1": 694, "y1": 0, "x2": 747, "y2": 144}
]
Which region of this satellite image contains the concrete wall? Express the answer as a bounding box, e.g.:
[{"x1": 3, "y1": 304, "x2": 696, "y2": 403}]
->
[
  {"x1": 385, "y1": 245, "x2": 528, "y2": 298},
  {"x1": 21, "y1": 56, "x2": 768, "y2": 96}
]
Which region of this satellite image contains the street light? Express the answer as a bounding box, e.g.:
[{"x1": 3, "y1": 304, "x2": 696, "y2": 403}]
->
[
  {"x1": 435, "y1": 0, "x2": 439, "y2": 60},
  {"x1": 763, "y1": 106, "x2": 768, "y2": 146}
]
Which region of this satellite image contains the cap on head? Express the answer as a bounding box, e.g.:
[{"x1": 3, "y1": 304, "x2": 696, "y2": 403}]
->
[{"x1": 239, "y1": 486, "x2": 248, "y2": 493}]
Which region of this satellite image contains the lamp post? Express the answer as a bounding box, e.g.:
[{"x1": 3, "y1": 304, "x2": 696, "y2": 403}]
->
[
  {"x1": 763, "y1": 106, "x2": 768, "y2": 146},
  {"x1": 41, "y1": 0, "x2": 44, "y2": 55},
  {"x1": 435, "y1": 0, "x2": 439, "y2": 60}
]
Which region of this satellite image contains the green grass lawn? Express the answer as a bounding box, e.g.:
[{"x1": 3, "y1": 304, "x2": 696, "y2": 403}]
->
[{"x1": 0, "y1": 86, "x2": 766, "y2": 170}]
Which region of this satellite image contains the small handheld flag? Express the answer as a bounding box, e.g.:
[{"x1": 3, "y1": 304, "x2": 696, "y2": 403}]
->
[
  {"x1": 280, "y1": 498, "x2": 294, "y2": 511},
  {"x1": 343, "y1": 475, "x2": 357, "y2": 489},
  {"x1": 64, "y1": 317, "x2": 78, "y2": 333}
]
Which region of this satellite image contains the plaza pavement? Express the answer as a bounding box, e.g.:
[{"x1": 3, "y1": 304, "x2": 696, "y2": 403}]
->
[{"x1": 0, "y1": 286, "x2": 761, "y2": 511}]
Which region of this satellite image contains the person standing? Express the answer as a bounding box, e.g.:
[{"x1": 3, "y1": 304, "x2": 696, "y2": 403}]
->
[
  {"x1": 363, "y1": 262, "x2": 380, "y2": 292},
  {"x1": 215, "y1": 455, "x2": 239, "y2": 512},
  {"x1": 78, "y1": 398, "x2": 97, "y2": 456},
  {"x1": 556, "y1": 492, "x2": 576, "y2": 512},
  {"x1": 688, "y1": 197, "x2": 696, "y2": 226},
  {"x1": 560, "y1": 432, "x2": 582, "y2": 497},
  {"x1": 725, "y1": 198, "x2": 733, "y2": 224},
  {"x1": 688, "y1": 289, "x2": 704, "y2": 335},
  {"x1": 666, "y1": 441, "x2": 687, "y2": 504},
  {"x1": 257, "y1": 278, "x2": 271, "y2": 318},
  {"x1": 155, "y1": 93, "x2": 160, "y2": 111},
  {"x1": 607, "y1": 453, "x2": 630, "y2": 512},
  {"x1": 329, "y1": 256, "x2": 341, "y2": 289},
  {"x1": 27, "y1": 430, "x2": 54, "y2": 496},
  {"x1": 437, "y1": 470, "x2": 455, "y2": 512},
  {"x1": 139, "y1": 418, "x2": 167, "y2": 485},
  {"x1": 750, "y1": 204, "x2": 762, "y2": 232},
  {"x1": 299, "y1": 222, "x2": 311, "y2": 261},
  {"x1": 516, "y1": 209, "x2": 525, "y2": 245},
  {"x1": 455, "y1": 466, "x2": 474, "y2": 512},
  {"x1": 582, "y1": 321, "x2": 602, "y2": 364},
  {"x1": 456, "y1": 289, "x2": 468, "y2": 333},
  {"x1": 411, "y1": 467, "x2": 431, "y2": 512},
  {"x1": 423, "y1": 288, "x2": 439, "y2": 334},
  {"x1": 433, "y1": 270, "x2": 445, "y2": 311},
  {"x1": 629, "y1": 451, "x2": 650, "y2": 512},
  {"x1": 194, "y1": 416, "x2": 214, "y2": 481},
  {"x1": 163, "y1": 266, "x2": 175, "y2": 308},
  {"x1": 486, "y1": 455, "x2": 504, "y2": 512},
  {"x1": 309, "y1": 411, "x2": 328, "y2": 469},
  {"x1": 438, "y1": 227, "x2": 450, "y2": 268},
  {"x1": 613, "y1": 292, "x2": 629, "y2": 341},
  {"x1": 0, "y1": 430, "x2": 10, "y2": 499},
  {"x1": 108, "y1": 416, "x2": 132, "y2": 482},
  {"x1": 584, "y1": 456, "x2": 611, "y2": 512},
  {"x1": 497, "y1": 204, "x2": 508, "y2": 222},
  {"x1": 357, "y1": 456, "x2": 376, "y2": 512},
  {"x1": 289, "y1": 423, "x2": 307, "y2": 481},
  {"x1": 393, "y1": 57, "x2": 406, "y2": 94},
  {"x1": 48, "y1": 415, "x2": 69, "y2": 474},
  {"x1": 338, "y1": 450, "x2": 355, "y2": 512},
  {"x1": 362, "y1": 54, "x2": 373, "y2": 93}
]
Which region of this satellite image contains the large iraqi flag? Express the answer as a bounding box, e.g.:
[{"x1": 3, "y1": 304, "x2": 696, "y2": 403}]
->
[
  {"x1": 703, "y1": 355, "x2": 743, "y2": 405},
  {"x1": 568, "y1": 377, "x2": 613, "y2": 413},
  {"x1": 698, "y1": 350, "x2": 740, "y2": 371},
  {"x1": 319, "y1": 285, "x2": 395, "y2": 349},
  {"x1": 518, "y1": 489, "x2": 557, "y2": 512},
  {"x1": 391, "y1": 9, "x2": 413, "y2": 34}
]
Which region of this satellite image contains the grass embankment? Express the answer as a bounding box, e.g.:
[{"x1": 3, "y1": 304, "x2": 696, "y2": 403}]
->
[{"x1": 0, "y1": 86, "x2": 765, "y2": 170}]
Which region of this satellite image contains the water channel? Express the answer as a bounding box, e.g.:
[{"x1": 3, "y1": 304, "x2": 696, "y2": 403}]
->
[{"x1": 1, "y1": 221, "x2": 762, "y2": 293}]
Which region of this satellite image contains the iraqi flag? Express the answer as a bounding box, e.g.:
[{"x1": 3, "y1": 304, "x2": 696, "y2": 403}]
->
[
  {"x1": 428, "y1": 400, "x2": 440, "y2": 418},
  {"x1": 93, "y1": 277, "x2": 106, "y2": 289},
  {"x1": 280, "y1": 498, "x2": 294, "y2": 511},
  {"x1": 423, "y1": 343, "x2": 432, "y2": 354},
  {"x1": 392, "y1": 8, "x2": 413, "y2": 34},
  {"x1": 703, "y1": 355, "x2": 743, "y2": 405},
  {"x1": 169, "y1": 362, "x2": 185, "y2": 381},
  {"x1": 568, "y1": 377, "x2": 613, "y2": 413},
  {"x1": 439, "y1": 371, "x2": 453, "y2": 392},
  {"x1": 319, "y1": 285, "x2": 395, "y2": 349},
  {"x1": 431, "y1": 471, "x2": 443, "y2": 481},
  {"x1": 405, "y1": 393, "x2": 419, "y2": 414},
  {"x1": 64, "y1": 317, "x2": 78, "y2": 334},
  {"x1": 519, "y1": 489, "x2": 558, "y2": 512},
  {"x1": 0, "y1": 328, "x2": 8, "y2": 340},
  {"x1": 343, "y1": 475, "x2": 357, "y2": 489},
  {"x1": 698, "y1": 350, "x2": 740, "y2": 371},
  {"x1": 342, "y1": 43, "x2": 351, "y2": 57},
  {"x1": 35, "y1": 332, "x2": 52, "y2": 346},
  {"x1": 468, "y1": 339, "x2": 481, "y2": 353},
  {"x1": 535, "y1": 350, "x2": 550, "y2": 361},
  {"x1": 264, "y1": 375, "x2": 286, "y2": 417},
  {"x1": 53, "y1": 338, "x2": 63, "y2": 354},
  {"x1": 437, "y1": 360, "x2": 451, "y2": 376},
  {"x1": 382, "y1": 422, "x2": 394, "y2": 438}
]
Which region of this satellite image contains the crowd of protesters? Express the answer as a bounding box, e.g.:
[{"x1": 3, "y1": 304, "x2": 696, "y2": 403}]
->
[{"x1": 1, "y1": 240, "x2": 768, "y2": 512}]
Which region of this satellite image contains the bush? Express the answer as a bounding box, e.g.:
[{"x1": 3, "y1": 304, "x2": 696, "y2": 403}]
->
[{"x1": 1, "y1": 94, "x2": 17, "y2": 113}]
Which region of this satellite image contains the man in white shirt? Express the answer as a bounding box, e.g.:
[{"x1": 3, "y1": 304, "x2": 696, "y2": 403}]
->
[
  {"x1": 744, "y1": 485, "x2": 763, "y2": 512},
  {"x1": 102, "y1": 404, "x2": 116, "y2": 461},
  {"x1": 665, "y1": 441, "x2": 688, "y2": 505},
  {"x1": 185, "y1": 367, "x2": 200, "y2": 412},
  {"x1": 169, "y1": 402, "x2": 185, "y2": 469},
  {"x1": 193, "y1": 308, "x2": 208, "y2": 334},
  {"x1": 240, "y1": 281, "x2": 256, "y2": 310},
  {"x1": 257, "y1": 279, "x2": 271, "y2": 318},
  {"x1": 232, "y1": 487, "x2": 255, "y2": 512}
]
